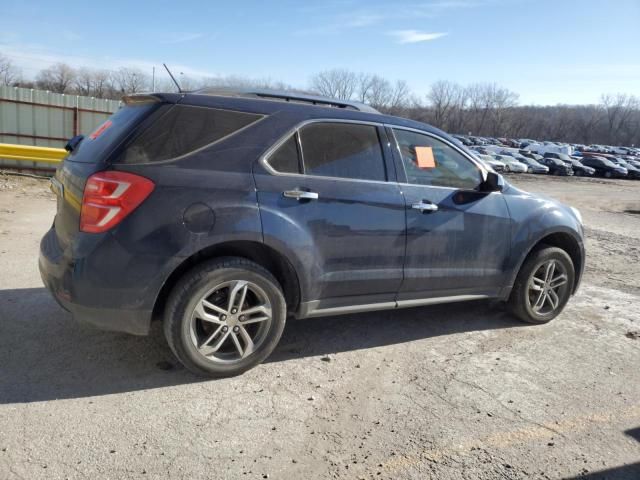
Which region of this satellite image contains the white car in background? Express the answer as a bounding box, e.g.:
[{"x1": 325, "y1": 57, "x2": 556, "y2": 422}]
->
[
  {"x1": 473, "y1": 153, "x2": 506, "y2": 172},
  {"x1": 492, "y1": 154, "x2": 527, "y2": 173}
]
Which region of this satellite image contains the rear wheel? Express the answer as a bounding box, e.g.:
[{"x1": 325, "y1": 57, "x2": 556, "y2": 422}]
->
[
  {"x1": 164, "y1": 257, "x2": 286, "y2": 377},
  {"x1": 504, "y1": 164, "x2": 511, "y2": 173},
  {"x1": 508, "y1": 246, "x2": 575, "y2": 324}
]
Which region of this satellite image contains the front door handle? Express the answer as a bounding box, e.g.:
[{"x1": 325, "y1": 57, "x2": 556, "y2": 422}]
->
[
  {"x1": 283, "y1": 190, "x2": 319, "y2": 201},
  {"x1": 412, "y1": 201, "x2": 438, "y2": 213}
]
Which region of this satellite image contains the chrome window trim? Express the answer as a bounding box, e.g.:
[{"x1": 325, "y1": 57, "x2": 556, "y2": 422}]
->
[
  {"x1": 387, "y1": 125, "x2": 490, "y2": 187},
  {"x1": 259, "y1": 118, "x2": 393, "y2": 185},
  {"x1": 259, "y1": 118, "x2": 493, "y2": 189}
]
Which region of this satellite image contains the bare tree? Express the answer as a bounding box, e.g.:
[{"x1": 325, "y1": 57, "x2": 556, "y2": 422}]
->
[
  {"x1": 112, "y1": 67, "x2": 150, "y2": 94},
  {"x1": 199, "y1": 75, "x2": 300, "y2": 93},
  {"x1": 426, "y1": 80, "x2": 461, "y2": 129},
  {"x1": 36, "y1": 63, "x2": 76, "y2": 93},
  {"x1": 601, "y1": 93, "x2": 639, "y2": 145},
  {"x1": 310, "y1": 69, "x2": 359, "y2": 100},
  {"x1": 487, "y1": 84, "x2": 519, "y2": 136},
  {"x1": 73, "y1": 68, "x2": 111, "y2": 97},
  {"x1": 0, "y1": 54, "x2": 22, "y2": 86},
  {"x1": 5, "y1": 58, "x2": 640, "y2": 146},
  {"x1": 388, "y1": 80, "x2": 413, "y2": 112}
]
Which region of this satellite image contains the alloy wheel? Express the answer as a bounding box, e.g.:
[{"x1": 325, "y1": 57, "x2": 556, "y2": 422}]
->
[
  {"x1": 527, "y1": 260, "x2": 569, "y2": 316},
  {"x1": 189, "y1": 280, "x2": 273, "y2": 364}
]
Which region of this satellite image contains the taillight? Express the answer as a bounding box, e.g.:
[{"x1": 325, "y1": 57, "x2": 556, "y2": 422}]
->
[{"x1": 80, "y1": 171, "x2": 155, "y2": 233}]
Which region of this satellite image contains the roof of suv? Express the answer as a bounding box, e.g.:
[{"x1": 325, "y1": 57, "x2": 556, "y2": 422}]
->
[
  {"x1": 131, "y1": 89, "x2": 450, "y2": 140},
  {"x1": 193, "y1": 87, "x2": 382, "y2": 114}
]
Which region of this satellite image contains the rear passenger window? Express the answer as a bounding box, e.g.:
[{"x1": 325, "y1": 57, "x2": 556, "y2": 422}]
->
[
  {"x1": 116, "y1": 105, "x2": 262, "y2": 163},
  {"x1": 299, "y1": 123, "x2": 386, "y2": 181},
  {"x1": 268, "y1": 134, "x2": 301, "y2": 173}
]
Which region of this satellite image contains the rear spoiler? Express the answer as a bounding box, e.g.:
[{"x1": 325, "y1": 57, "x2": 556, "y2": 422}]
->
[
  {"x1": 121, "y1": 93, "x2": 185, "y2": 105},
  {"x1": 121, "y1": 94, "x2": 163, "y2": 105}
]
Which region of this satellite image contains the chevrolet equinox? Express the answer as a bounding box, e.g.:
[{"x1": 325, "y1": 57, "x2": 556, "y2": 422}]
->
[{"x1": 40, "y1": 89, "x2": 585, "y2": 377}]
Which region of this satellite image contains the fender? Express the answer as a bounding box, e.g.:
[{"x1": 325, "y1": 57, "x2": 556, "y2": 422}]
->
[{"x1": 502, "y1": 184, "x2": 585, "y2": 295}]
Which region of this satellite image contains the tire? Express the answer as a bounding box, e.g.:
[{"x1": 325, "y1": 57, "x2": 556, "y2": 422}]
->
[
  {"x1": 164, "y1": 257, "x2": 287, "y2": 377},
  {"x1": 605, "y1": 171, "x2": 612, "y2": 178},
  {"x1": 507, "y1": 246, "x2": 575, "y2": 324},
  {"x1": 504, "y1": 165, "x2": 510, "y2": 173}
]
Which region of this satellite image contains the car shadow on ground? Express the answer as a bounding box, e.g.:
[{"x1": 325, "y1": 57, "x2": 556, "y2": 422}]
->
[
  {"x1": 0, "y1": 287, "x2": 522, "y2": 404},
  {"x1": 563, "y1": 427, "x2": 640, "y2": 479}
]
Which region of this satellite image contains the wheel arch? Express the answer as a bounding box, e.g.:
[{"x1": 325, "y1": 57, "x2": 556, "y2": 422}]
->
[
  {"x1": 514, "y1": 231, "x2": 584, "y2": 295},
  {"x1": 152, "y1": 240, "x2": 302, "y2": 321}
]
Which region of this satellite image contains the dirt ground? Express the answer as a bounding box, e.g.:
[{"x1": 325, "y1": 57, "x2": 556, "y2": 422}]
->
[{"x1": 0, "y1": 171, "x2": 639, "y2": 480}]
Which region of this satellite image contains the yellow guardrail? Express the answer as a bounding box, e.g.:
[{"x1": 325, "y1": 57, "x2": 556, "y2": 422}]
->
[{"x1": 0, "y1": 143, "x2": 66, "y2": 164}]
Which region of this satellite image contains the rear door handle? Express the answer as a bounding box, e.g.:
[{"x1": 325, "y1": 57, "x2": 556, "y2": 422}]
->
[
  {"x1": 283, "y1": 190, "x2": 319, "y2": 201},
  {"x1": 412, "y1": 201, "x2": 438, "y2": 213}
]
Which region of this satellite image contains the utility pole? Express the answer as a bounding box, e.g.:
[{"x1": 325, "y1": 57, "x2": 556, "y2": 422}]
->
[{"x1": 152, "y1": 67, "x2": 156, "y2": 92}]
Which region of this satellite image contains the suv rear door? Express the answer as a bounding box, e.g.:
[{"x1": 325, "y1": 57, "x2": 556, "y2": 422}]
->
[
  {"x1": 254, "y1": 120, "x2": 406, "y2": 315},
  {"x1": 389, "y1": 127, "x2": 512, "y2": 302}
]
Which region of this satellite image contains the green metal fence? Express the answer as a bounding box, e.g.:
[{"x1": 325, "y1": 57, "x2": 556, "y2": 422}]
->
[{"x1": 0, "y1": 86, "x2": 121, "y2": 149}]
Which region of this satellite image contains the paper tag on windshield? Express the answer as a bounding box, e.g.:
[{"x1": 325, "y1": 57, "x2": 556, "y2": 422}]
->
[{"x1": 415, "y1": 146, "x2": 436, "y2": 169}]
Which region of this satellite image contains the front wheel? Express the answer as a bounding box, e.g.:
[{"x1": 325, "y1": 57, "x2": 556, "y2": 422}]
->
[
  {"x1": 504, "y1": 165, "x2": 510, "y2": 173},
  {"x1": 164, "y1": 257, "x2": 287, "y2": 377},
  {"x1": 508, "y1": 246, "x2": 575, "y2": 324}
]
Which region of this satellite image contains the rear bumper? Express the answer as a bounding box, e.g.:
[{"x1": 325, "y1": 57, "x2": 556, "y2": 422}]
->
[{"x1": 39, "y1": 227, "x2": 158, "y2": 336}]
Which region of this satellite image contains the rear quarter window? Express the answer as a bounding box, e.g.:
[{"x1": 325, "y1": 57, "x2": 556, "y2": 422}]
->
[
  {"x1": 115, "y1": 105, "x2": 263, "y2": 164},
  {"x1": 67, "y1": 102, "x2": 157, "y2": 163}
]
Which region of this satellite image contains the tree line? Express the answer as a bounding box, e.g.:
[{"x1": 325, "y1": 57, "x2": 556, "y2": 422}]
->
[{"x1": 1, "y1": 54, "x2": 638, "y2": 147}]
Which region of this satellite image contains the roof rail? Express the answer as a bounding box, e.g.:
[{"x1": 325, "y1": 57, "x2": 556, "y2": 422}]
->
[{"x1": 193, "y1": 87, "x2": 381, "y2": 114}]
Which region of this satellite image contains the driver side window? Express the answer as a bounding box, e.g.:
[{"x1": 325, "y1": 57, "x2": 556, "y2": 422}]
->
[{"x1": 393, "y1": 129, "x2": 482, "y2": 190}]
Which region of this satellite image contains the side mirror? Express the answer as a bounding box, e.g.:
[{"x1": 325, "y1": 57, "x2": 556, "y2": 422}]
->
[
  {"x1": 65, "y1": 134, "x2": 85, "y2": 153},
  {"x1": 480, "y1": 170, "x2": 504, "y2": 192}
]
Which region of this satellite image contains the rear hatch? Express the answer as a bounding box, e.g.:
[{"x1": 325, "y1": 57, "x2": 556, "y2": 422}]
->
[{"x1": 51, "y1": 96, "x2": 163, "y2": 250}]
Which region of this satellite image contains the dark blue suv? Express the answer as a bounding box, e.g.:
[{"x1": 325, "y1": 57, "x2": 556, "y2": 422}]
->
[{"x1": 40, "y1": 89, "x2": 585, "y2": 377}]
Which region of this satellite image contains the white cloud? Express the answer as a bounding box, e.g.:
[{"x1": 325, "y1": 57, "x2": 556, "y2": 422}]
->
[
  {"x1": 295, "y1": 12, "x2": 384, "y2": 35},
  {"x1": 389, "y1": 30, "x2": 448, "y2": 44},
  {"x1": 0, "y1": 42, "x2": 218, "y2": 79},
  {"x1": 160, "y1": 32, "x2": 205, "y2": 44}
]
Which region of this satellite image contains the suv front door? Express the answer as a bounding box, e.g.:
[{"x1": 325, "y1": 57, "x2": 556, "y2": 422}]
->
[
  {"x1": 254, "y1": 120, "x2": 406, "y2": 315},
  {"x1": 389, "y1": 127, "x2": 512, "y2": 303}
]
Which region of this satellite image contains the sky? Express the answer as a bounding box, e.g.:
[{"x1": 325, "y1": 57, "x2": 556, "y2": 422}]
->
[{"x1": 1, "y1": 0, "x2": 639, "y2": 105}]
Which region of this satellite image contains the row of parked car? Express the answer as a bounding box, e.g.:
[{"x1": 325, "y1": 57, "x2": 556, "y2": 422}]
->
[
  {"x1": 450, "y1": 135, "x2": 640, "y2": 180},
  {"x1": 452, "y1": 135, "x2": 640, "y2": 157}
]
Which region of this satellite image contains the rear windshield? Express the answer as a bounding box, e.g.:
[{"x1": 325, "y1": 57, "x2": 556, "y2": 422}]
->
[
  {"x1": 67, "y1": 102, "x2": 156, "y2": 163},
  {"x1": 114, "y1": 105, "x2": 263, "y2": 164}
]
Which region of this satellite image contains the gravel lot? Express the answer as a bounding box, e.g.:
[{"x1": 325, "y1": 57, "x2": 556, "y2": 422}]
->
[{"x1": 1, "y1": 172, "x2": 639, "y2": 480}]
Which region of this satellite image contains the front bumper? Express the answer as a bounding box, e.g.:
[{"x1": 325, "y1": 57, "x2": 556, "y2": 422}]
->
[{"x1": 39, "y1": 227, "x2": 156, "y2": 336}]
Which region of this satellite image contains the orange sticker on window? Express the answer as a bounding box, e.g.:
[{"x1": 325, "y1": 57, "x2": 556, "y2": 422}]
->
[
  {"x1": 89, "y1": 120, "x2": 112, "y2": 140},
  {"x1": 415, "y1": 146, "x2": 436, "y2": 169}
]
